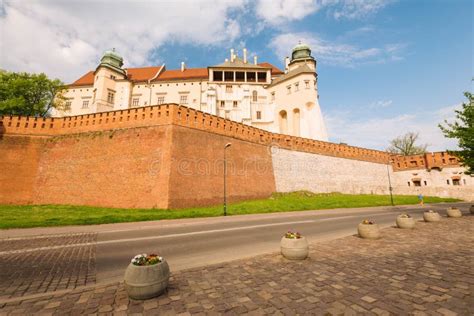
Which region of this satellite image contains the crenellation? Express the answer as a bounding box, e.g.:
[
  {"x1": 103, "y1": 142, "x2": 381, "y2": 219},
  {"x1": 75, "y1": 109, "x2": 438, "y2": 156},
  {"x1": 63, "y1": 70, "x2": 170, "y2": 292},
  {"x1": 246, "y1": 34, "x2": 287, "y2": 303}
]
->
[{"x1": 0, "y1": 103, "x2": 461, "y2": 168}]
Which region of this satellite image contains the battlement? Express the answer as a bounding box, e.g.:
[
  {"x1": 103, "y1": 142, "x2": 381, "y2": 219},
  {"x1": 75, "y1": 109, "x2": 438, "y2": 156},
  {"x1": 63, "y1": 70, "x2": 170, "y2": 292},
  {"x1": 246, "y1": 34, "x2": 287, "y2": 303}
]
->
[
  {"x1": 391, "y1": 152, "x2": 461, "y2": 171},
  {"x1": 0, "y1": 104, "x2": 460, "y2": 169}
]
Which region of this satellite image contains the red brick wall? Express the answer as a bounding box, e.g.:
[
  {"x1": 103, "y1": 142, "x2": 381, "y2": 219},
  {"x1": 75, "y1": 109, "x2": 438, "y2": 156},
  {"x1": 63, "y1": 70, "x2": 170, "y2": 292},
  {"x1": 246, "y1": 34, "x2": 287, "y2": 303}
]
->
[
  {"x1": 32, "y1": 126, "x2": 173, "y2": 209},
  {"x1": 0, "y1": 135, "x2": 44, "y2": 204},
  {"x1": 167, "y1": 125, "x2": 275, "y2": 208}
]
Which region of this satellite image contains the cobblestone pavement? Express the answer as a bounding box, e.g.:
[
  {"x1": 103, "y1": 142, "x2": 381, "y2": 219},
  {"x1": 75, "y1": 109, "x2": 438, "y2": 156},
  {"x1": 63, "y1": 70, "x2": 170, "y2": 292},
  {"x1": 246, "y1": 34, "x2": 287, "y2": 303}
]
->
[
  {"x1": 1, "y1": 217, "x2": 473, "y2": 315},
  {"x1": 0, "y1": 233, "x2": 96, "y2": 301}
]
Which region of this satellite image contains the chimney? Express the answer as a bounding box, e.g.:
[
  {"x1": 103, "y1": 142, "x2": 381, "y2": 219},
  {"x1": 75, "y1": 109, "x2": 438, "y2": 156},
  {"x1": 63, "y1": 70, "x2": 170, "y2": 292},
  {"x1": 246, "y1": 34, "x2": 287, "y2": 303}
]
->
[
  {"x1": 230, "y1": 49, "x2": 235, "y2": 62},
  {"x1": 285, "y1": 56, "x2": 290, "y2": 73},
  {"x1": 254, "y1": 55, "x2": 258, "y2": 65},
  {"x1": 243, "y1": 48, "x2": 247, "y2": 63},
  {"x1": 181, "y1": 61, "x2": 186, "y2": 72}
]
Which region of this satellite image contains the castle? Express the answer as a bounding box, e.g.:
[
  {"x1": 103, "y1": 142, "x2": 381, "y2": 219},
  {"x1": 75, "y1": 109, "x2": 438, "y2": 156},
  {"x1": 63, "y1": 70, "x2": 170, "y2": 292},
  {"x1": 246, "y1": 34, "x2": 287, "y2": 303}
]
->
[
  {"x1": 54, "y1": 44, "x2": 328, "y2": 141},
  {"x1": 0, "y1": 45, "x2": 472, "y2": 209}
]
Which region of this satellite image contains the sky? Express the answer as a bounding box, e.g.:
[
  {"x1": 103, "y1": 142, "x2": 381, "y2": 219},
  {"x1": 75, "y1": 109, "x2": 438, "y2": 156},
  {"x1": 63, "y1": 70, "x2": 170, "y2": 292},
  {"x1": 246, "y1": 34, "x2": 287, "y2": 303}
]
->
[{"x1": 0, "y1": 0, "x2": 472, "y2": 151}]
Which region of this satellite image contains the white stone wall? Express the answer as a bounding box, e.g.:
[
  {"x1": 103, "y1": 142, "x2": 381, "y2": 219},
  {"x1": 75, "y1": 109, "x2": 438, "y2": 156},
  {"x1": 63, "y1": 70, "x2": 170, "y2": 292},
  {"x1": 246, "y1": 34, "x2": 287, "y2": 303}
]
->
[
  {"x1": 272, "y1": 148, "x2": 474, "y2": 201},
  {"x1": 272, "y1": 148, "x2": 390, "y2": 195},
  {"x1": 391, "y1": 167, "x2": 474, "y2": 201}
]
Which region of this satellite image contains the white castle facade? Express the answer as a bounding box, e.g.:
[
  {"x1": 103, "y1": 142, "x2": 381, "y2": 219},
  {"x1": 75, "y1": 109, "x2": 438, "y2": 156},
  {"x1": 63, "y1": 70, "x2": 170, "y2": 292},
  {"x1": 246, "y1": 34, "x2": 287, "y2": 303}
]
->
[{"x1": 55, "y1": 44, "x2": 328, "y2": 141}]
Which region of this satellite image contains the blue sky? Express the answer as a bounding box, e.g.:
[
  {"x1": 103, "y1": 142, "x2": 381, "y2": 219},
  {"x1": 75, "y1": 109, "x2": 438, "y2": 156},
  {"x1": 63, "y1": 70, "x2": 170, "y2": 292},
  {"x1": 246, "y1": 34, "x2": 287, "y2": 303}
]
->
[{"x1": 1, "y1": 0, "x2": 472, "y2": 150}]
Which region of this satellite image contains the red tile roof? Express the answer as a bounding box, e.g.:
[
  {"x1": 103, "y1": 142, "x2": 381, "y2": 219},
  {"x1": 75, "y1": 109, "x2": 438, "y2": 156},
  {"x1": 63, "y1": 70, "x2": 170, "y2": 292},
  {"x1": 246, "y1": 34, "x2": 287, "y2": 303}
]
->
[
  {"x1": 258, "y1": 62, "x2": 284, "y2": 75},
  {"x1": 69, "y1": 62, "x2": 281, "y2": 86},
  {"x1": 70, "y1": 71, "x2": 94, "y2": 86},
  {"x1": 154, "y1": 68, "x2": 208, "y2": 81},
  {"x1": 126, "y1": 66, "x2": 161, "y2": 82}
]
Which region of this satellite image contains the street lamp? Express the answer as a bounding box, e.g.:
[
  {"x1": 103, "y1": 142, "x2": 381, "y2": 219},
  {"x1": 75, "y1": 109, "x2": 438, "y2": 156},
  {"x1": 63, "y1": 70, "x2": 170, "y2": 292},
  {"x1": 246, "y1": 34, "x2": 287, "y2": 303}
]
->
[
  {"x1": 223, "y1": 143, "x2": 232, "y2": 216},
  {"x1": 387, "y1": 159, "x2": 394, "y2": 206}
]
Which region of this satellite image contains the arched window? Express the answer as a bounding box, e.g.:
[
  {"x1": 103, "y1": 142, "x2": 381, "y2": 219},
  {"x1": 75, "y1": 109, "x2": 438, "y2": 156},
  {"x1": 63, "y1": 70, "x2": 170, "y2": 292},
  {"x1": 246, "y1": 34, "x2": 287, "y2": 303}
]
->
[
  {"x1": 279, "y1": 110, "x2": 288, "y2": 134},
  {"x1": 293, "y1": 108, "x2": 300, "y2": 136},
  {"x1": 252, "y1": 91, "x2": 258, "y2": 102}
]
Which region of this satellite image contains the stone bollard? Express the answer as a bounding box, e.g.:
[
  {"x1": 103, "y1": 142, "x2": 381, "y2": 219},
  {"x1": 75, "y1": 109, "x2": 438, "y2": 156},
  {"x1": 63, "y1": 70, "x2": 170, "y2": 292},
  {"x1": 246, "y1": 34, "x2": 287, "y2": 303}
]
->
[
  {"x1": 396, "y1": 214, "x2": 416, "y2": 229},
  {"x1": 423, "y1": 210, "x2": 441, "y2": 222},
  {"x1": 446, "y1": 207, "x2": 462, "y2": 218},
  {"x1": 358, "y1": 220, "x2": 380, "y2": 239}
]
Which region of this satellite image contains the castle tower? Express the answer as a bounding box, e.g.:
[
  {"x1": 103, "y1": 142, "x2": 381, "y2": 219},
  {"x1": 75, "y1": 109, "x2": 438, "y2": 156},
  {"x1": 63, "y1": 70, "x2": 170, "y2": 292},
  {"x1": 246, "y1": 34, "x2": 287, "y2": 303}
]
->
[
  {"x1": 93, "y1": 49, "x2": 127, "y2": 112},
  {"x1": 267, "y1": 42, "x2": 328, "y2": 141}
]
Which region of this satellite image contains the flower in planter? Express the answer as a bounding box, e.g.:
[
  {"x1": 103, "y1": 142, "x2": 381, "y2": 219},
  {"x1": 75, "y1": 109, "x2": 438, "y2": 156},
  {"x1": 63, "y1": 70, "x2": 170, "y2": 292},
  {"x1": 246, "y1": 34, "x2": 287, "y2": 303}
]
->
[
  {"x1": 284, "y1": 230, "x2": 302, "y2": 239},
  {"x1": 361, "y1": 219, "x2": 375, "y2": 225},
  {"x1": 399, "y1": 213, "x2": 412, "y2": 218},
  {"x1": 131, "y1": 253, "x2": 163, "y2": 266}
]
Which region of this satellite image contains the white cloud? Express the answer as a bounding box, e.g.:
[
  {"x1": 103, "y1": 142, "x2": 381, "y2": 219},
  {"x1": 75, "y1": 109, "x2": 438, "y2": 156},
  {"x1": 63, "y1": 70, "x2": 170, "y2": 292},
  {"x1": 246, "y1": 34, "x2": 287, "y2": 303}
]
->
[
  {"x1": 332, "y1": 0, "x2": 394, "y2": 20},
  {"x1": 0, "y1": 0, "x2": 247, "y2": 82},
  {"x1": 255, "y1": 0, "x2": 322, "y2": 25},
  {"x1": 369, "y1": 100, "x2": 393, "y2": 109},
  {"x1": 325, "y1": 104, "x2": 461, "y2": 151},
  {"x1": 269, "y1": 32, "x2": 404, "y2": 66}
]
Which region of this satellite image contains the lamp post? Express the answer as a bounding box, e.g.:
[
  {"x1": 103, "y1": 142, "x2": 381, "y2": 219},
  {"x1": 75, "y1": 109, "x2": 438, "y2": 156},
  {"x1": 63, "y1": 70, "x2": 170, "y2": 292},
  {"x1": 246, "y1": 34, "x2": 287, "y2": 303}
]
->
[
  {"x1": 223, "y1": 143, "x2": 232, "y2": 216},
  {"x1": 387, "y1": 159, "x2": 394, "y2": 206}
]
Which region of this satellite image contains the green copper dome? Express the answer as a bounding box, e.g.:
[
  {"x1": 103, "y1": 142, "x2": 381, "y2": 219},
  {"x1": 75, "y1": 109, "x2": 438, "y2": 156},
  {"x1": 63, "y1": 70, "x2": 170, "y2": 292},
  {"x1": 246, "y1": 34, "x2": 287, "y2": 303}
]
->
[
  {"x1": 291, "y1": 42, "x2": 314, "y2": 61},
  {"x1": 99, "y1": 48, "x2": 125, "y2": 74}
]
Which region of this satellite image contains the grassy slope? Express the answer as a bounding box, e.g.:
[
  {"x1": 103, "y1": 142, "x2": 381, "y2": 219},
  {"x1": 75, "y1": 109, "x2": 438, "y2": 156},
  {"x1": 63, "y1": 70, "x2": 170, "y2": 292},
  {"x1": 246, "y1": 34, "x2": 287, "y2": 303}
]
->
[{"x1": 0, "y1": 192, "x2": 459, "y2": 229}]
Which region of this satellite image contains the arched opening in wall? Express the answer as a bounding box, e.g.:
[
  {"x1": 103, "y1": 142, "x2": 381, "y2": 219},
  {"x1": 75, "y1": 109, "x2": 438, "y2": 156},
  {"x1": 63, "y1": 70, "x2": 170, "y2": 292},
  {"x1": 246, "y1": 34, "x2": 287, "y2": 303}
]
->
[
  {"x1": 252, "y1": 91, "x2": 258, "y2": 102},
  {"x1": 293, "y1": 108, "x2": 300, "y2": 136},
  {"x1": 279, "y1": 110, "x2": 287, "y2": 134},
  {"x1": 305, "y1": 102, "x2": 315, "y2": 111}
]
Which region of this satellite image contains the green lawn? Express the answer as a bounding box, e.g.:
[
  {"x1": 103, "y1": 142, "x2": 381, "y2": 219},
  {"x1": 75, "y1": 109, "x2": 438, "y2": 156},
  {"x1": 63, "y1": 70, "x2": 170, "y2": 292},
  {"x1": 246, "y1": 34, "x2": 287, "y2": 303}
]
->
[{"x1": 0, "y1": 192, "x2": 459, "y2": 229}]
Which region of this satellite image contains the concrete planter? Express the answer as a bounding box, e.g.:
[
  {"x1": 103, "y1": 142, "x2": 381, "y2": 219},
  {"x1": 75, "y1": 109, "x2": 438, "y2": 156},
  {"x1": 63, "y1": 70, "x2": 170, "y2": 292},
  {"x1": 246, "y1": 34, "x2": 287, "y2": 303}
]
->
[
  {"x1": 357, "y1": 223, "x2": 380, "y2": 239},
  {"x1": 423, "y1": 211, "x2": 441, "y2": 222},
  {"x1": 396, "y1": 215, "x2": 415, "y2": 229},
  {"x1": 280, "y1": 236, "x2": 309, "y2": 260},
  {"x1": 446, "y1": 207, "x2": 462, "y2": 218},
  {"x1": 470, "y1": 205, "x2": 474, "y2": 215},
  {"x1": 124, "y1": 259, "x2": 170, "y2": 300}
]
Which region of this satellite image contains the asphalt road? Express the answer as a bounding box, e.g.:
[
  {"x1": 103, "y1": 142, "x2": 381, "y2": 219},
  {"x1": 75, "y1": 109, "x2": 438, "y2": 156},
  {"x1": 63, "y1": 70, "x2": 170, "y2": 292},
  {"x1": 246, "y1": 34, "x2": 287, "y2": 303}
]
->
[{"x1": 93, "y1": 202, "x2": 472, "y2": 283}]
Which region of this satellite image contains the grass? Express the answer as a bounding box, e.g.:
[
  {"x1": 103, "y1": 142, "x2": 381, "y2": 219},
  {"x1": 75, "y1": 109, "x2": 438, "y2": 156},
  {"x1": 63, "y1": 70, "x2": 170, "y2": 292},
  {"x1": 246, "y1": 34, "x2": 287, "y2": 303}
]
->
[{"x1": 0, "y1": 192, "x2": 460, "y2": 229}]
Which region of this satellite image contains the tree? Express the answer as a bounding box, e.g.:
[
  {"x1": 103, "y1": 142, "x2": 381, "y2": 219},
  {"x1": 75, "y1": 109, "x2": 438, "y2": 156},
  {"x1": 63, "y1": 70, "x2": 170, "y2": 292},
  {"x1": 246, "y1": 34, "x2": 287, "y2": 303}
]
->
[
  {"x1": 0, "y1": 71, "x2": 66, "y2": 117},
  {"x1": 387, "y1": 132, "x2": 428, "y2": 156},
  {"x1": 439, "y1": 92, "x2": 473, "y2": 174}
]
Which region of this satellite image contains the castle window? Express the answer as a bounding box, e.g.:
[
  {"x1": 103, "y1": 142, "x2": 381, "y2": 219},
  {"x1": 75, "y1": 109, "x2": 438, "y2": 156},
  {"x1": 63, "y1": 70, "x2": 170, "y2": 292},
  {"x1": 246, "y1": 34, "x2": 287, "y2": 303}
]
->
[
  {"x1": 257, "y1": 72, "x2": 267, "y2": 82},
  {"x1": 82, "y1": 100, "x2": 89, "y2": 109},
  {"x1": 413, "y1": 180, "x2": 421, "y2": 187},
  {"x1": 305, "y1": 80, "x2": 310, "y2": 89},
  {"x1": 226, "y1": 85, "x2": 233, "y2": 93},
  {"x1": 424, "y1": 181, "x2": 427, "y2": 186},
  {"x1": 213, "y1": 71, "x2": 223, "y2": 81},
  {"x1": 107, "y1": 92, "x2": 114, "y2": 103},
  {"x1": 110, "y1": 75, "x2": 116, "y2": 80},
  {"x1": 224, "y1": 71, "x2": 233, "y2": 82},
  {"x1": 132, "y1": 98, "x2": 139, "y2": 107},
  {"x1": 453, "y1": 179, "x2": 460, "y2": 186},
  {"x1": 252, "y1": 91, "x2": 258, "y2": 102},
  {"x1": 256, "y1": 111, "x2": 261, "y2": 120},
  {"x1": 271, "y1": 92, "x2": 275, "y2": 101},
  {"x1": 463, "y1": 179, "x2": 467, "y2": 185},
  {"x1": 220, "y1": 101, "x2": 225, "y2": 108},
  {"x1": 294, "y1": 82, "x2": 299, "y2": 91},
  {"x1": 287, "y1": 86, "x2": 291, "y2": 94},
  {"x1": 407, "y1": 182, "x2": 410, "y2": 187},
  {"x1": 180, "y1": 95, "x2": 188, "y2": 104},
  {"x1": 233, "y1": 101, "x2": 238, "y2": 108},
  {"x1": 235, "y1": 72, "x2": 245, "y2": 82},
  {"x1": 247, "y1": 72, "x2": 256, "y2": 82},
  {"x1": 157, "y1": 96, "x2": 165, "y2": 105},
  {"x1": 446, "y1": 179, "x2": 450, "y2": 185},
  {"x1": 65, "y1": 101, "x2": 72, "y2": 110}
]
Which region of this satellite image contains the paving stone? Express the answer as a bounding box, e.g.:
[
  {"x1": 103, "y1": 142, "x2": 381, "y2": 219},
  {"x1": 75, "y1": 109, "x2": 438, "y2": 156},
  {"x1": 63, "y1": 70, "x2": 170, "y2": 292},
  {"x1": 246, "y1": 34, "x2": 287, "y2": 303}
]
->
[{"x1": 1, "y1": 217, "x2": 473, "y2": 315}]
